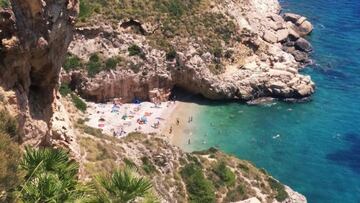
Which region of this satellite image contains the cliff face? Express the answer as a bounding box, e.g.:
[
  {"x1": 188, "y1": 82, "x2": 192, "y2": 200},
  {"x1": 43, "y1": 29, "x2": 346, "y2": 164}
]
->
[
  {"x1": 63, "y1": 0, "x2": 315, "y2": 103},
  {"x1": 0, "y1": 0, "x2": 79, "y2": 148}
]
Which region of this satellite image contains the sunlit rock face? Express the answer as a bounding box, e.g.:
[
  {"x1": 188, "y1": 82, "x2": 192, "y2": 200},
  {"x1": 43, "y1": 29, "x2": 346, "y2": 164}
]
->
[
  {"x1": 0, "y1": 0, "x2": 79, "y2": 148},
  {"x1": 64, "y1": 0, "x2": 314, "y2": 104}
]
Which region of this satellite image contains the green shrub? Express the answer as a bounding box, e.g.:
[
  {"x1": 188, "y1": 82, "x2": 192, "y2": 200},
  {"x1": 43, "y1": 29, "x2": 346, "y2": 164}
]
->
[
  {"x1": 105, "y1": 57, "x2": 119, "y2": 70},
  {"x1": 224, "y1": 184, "x2": 250, "y2": 202},
  {"x1": 0, "y1": 111, "x2": 21, "y2": 201},
  {"x1": 83, "y1": 126, "x2": 103, "y2": 137},
  {"x1": 128, "y1": 61, "x2": 142, "y2": 73},
  {"x1": 124, "y1": 158, "x2": 137, "y2": 169},
  {"x1": 17, "y1": 147, "x2": 84, "y2": 202},
  {"x1": 128, "y1": 44, "x2": 145, "y2": 58},
  {"x1": 0, "y1": 0, "x2": 9, "y2": 7},
  {"x1": 213, "y1": 161, "x2": 236, "y2": 186},
  {"x1": 89, "y1": 53, "x2": 100, "y2": 62},
  {"x1": 59, "y1": 83, "x2": 72, "y2": 97},
  {"x1": 167, "y1": 0, "x2": 185, "y2": 17},
  {"x1": 268, "y1": 177, "x2": 289, "y2": 201},
  {"x1": 79, "y1": 0, "x2": 93, "y2": 21},
  {"x1": 0, "y1": 110, "x2": 18, "y2": 138},
  {"x1": 180, "y1": 163, "x2": 216, "y2": 203},
  {"x1": 238, "y1": 163, "x2": 250, "y2": 173},
  {"x1": 63, "y1": 54, "x2": 82, "y2": 72},
  {"x1": 166, "y1": 49, "x2": 177, "y2": 61},
  {"x1": 71, "y1": 94, "x2": 87, "y2": 112},
  {"x1": 141, "y1": 157, "x2": 157, "y2": 174},
  {"x1": 87, "y1": 53, "x2": 103, "y2": 77},
  {"x1": 212, "y1": 47, "x2": 223, "y2": 58}
]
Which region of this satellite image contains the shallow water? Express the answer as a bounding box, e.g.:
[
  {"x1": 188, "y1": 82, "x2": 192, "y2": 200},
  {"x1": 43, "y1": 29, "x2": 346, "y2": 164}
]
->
[{"x1": 185, "y1": 0, "x2": 360, "y2": 202}]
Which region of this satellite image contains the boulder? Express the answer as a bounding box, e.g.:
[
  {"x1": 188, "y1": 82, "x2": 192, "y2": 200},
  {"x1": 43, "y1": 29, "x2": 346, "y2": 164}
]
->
[
  {"x1": 296, "y1": 16, "x2": 307, "y2": 26},
  {"x1": 298, "y1": 20, "x2": 313, "y2": 36},
  {"x1": 291, "y1": 50, "x2": 309, "y2": 63},
  {"x1": 288, "y1": 27, "x2": 300, "y2": 40},
  {"x1": 295, "y1": 38, "x2": 312, "y2": 52},
  {"x1": 283, "y1": 13, "x2": 301, "y2": 23},
  {"x1": 276, "y1": 29, "x2": 289, "y2": 42},
  {"x1": 263, "y1": 31, "x2": 277, "y2": 43},
  {"x1": 284, "y1": 13, "x2": 313, "y2": 37}
]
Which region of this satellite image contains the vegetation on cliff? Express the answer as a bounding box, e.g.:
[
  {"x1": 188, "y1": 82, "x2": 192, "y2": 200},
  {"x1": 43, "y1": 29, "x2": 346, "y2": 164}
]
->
[
  {"x1": 16, "y1": 147, "x2": 88, "y2": 202},
  {"x1": 76, "y1": 0, "x2": 240, "y2": 74},
  {"x1": 76, "y1": 130, "x2": 291, "y2": 202},
  {"x1": 63, "y1": 52, "x2": 122, "y2": 77},
  {"x1": 0, "y1": 110, "x2": 21, "y2": 202},
  {"x1": 1, "y1": 142, "x2": 152, "y2": 202},
  {"x1": 0, "y1": 0, "x2": 9, "y2": 8}
]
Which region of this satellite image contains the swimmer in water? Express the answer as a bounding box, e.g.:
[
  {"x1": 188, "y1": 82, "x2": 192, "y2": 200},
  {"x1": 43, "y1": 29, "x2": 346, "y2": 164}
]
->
[{"x1": 272, "y1": 134, "x2": 281, "y2": 139}]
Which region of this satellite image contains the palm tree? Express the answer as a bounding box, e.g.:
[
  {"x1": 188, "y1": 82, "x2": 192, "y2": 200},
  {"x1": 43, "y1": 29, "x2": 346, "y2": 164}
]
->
[
  {"x1": 94, "y1": 168, "x2": 152, "y2": 203},
  {"x1": 16, "y1": 147, "x2": 89, "y2": 202}
]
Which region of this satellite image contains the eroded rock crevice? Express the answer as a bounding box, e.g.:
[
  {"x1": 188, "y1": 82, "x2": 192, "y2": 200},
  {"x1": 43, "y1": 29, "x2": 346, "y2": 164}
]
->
[{"x1": 0, "y1": 0, "x2": 79, "y2": 148}]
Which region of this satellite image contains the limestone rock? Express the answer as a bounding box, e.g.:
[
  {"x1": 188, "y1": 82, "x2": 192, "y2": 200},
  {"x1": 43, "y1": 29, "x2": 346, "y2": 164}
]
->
[
  {"x1": 0, "y1": 1, "x2": 79, "y2": 149},
  {"x1": 263, "y1": 30, "x2": 278, "y2": 43},
  {"x1": 276, "y1": 29, "x2": 289, "y2": 42},
  {"x1": 283, "y1": 13, "x2": 301, "y2": 23},
  {"x1": 63, "y1": 0, "x2": 315, "y2": 104},
  {"x1": 283, "y1": 13, "x2": 313, "y2": 36}
]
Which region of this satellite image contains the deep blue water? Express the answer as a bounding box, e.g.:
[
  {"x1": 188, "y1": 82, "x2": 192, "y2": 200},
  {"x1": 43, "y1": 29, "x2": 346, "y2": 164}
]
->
[{"x1": 185, "y1": 0, "x2": 360, "y2": 202}]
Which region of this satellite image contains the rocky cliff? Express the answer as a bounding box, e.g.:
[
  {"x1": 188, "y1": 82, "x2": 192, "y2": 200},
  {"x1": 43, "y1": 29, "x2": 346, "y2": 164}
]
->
[
  {"x1": 0, "y1": 0, "x2": 79, "y2": 150},
  {"x1": 76, "y1": 130, "x2": 307, "y2": 203},
  {"x1": 63, "y1": 0, "x2": 315, "y2": 103}
]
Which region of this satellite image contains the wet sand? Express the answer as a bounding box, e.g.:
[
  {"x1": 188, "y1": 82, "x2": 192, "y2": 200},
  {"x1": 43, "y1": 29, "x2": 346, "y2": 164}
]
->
[{"x1": 161, "y1": 101, "x2": 201, "y2": 149}]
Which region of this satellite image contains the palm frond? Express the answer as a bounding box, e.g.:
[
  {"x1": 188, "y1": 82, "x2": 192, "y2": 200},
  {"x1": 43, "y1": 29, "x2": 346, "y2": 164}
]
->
[{"x1": 96, "y1": 168, "x2": 152, "y2": 203}]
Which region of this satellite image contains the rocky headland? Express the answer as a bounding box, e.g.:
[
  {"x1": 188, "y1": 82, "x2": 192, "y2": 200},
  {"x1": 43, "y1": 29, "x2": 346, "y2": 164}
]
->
[{"x1": 62, "y1": 0, "x2": 315, "y2": 103}]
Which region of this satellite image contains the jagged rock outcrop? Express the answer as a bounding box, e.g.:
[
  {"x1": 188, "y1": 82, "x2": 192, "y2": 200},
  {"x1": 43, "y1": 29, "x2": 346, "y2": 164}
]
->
[
  {"x1": 63, "y1": 0, "x2": 315, "y2": 103},
  {"x1": 0, "y1": 0, "x2": 79, "y2": 150}
]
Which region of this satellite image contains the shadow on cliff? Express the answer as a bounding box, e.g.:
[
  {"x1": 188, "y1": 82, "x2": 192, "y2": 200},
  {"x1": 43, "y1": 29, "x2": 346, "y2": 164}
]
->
[
  {"x1": 326, "y1": 132, "x2": 360, "y2": 174},
  {"x1": 170, "y1": 86, "x2": 242, "y2": 107}
]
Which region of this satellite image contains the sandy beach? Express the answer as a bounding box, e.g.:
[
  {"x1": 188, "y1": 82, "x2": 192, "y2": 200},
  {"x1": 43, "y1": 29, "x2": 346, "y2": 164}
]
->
[
  {"x1": 84, "y1": 99, "x2": 201, "y2": 147},
  {"x1": 85, "y1": 101, "x2": 178, "y2": 137},
  {"x1": 160, "y1": 101, "x2": 201, "y2": 148}
]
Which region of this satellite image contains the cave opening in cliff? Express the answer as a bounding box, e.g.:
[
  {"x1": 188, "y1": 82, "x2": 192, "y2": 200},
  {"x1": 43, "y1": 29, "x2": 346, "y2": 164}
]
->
[
  {"x1": 120, "y1": 20, "x2": 146, "y2": 35},
  {"x1": 170, "y1": 85, "x2": 204, "y2": 103}
]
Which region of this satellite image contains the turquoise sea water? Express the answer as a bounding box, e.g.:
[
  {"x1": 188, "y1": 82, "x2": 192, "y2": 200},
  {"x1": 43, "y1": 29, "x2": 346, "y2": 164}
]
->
[{"x1": 186, "y1": 0, "x2": 360, "y2": 202}]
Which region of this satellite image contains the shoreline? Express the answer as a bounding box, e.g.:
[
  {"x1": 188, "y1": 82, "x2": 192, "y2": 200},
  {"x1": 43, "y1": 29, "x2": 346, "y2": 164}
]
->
[{"x1": 160, "y1": 101, "x2": 201, "y2": 149}]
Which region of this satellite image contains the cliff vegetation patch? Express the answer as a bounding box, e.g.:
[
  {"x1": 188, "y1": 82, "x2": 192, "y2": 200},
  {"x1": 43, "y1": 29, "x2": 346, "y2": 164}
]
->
[
  {"x1": 0, "y1": 0, "x2": 9, "y2": 8},
  {"x1": 76, "y1": 0, "x2": 239, "y2": 74}
]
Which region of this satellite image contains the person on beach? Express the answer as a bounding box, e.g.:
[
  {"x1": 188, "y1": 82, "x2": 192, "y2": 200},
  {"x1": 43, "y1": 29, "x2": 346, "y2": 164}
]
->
[
  {"x1": 169, "y1": 126, "x2": 173, "y2": 134},
  {"x1": 176, "y1": 118, "x2": 180, "y2": 125}
]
